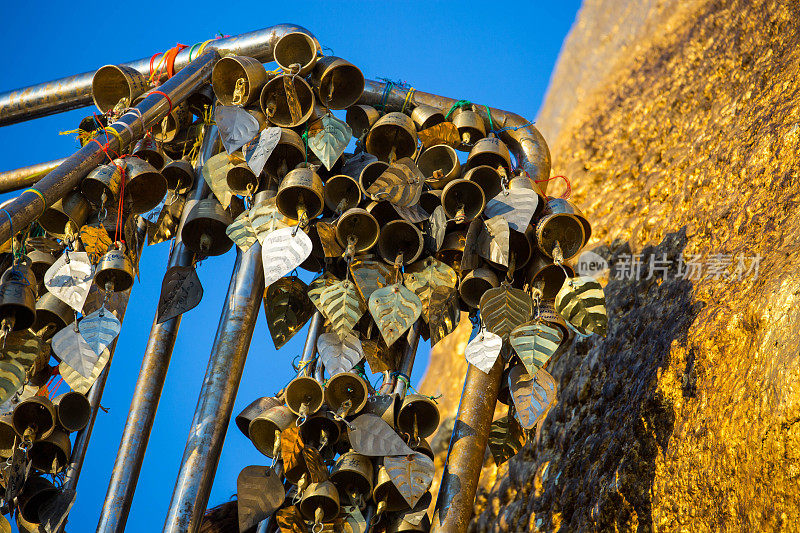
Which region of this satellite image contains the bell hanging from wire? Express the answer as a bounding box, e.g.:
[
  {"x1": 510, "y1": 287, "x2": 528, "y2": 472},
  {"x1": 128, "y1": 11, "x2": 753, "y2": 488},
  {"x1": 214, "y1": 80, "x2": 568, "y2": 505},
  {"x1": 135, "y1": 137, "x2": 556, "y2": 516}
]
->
[
  {"x1": 336, "y1": 208, "x2": 379, "y2": 257},
  {"x1": 32, "y1": 292, "x2": 71, "y2": 340},
  {"x1": 131, "y1": 137, "x2": 166, "y2": 171},
  {"x1": 161, "y1": 158, "x2": 195, "y2": 194},
  {"x1": 362, "y1": 393, "x2": 400, "y2": 429},
  {"x1": 324, "y1": 174, "x2": 361, "y2": 215},
  {"x1": 29, "y1": 429, "x2": 70, "y2": 474},
  {"x1": 53, "y1": 391, "x2": 91, "y2": 433},
  {"x1": 235, "y1": 396, "x2": 283, "y2": 438},
  {"x1": 91, "y1": 64, "x2": 149, "y2": 114},
  {"x1": 17, "y1": 475, "x2": 59, "y2": 525},
  {"x1": 436, "y1": 230, "x2": 467, "y2": 272},
  {"x1": 285, "y1": 375, "x2": 325, "y2": 420},
  {"x1": 451, "y1": 105, "x2": 486, "y2": 151},
  {"x1": 12, "y1": 395, "x2": 56, "y2": 442},
  {"x1": 346, "y1": 105, "x2": 380, "y2": 139},
  {"x1": 211, "y1": 55, "x2": 268, "y2": 106},
  {"x1": 274, "y1": 31, "x2": 319, "y2": 75},
  {"x1": 300, "y1": 480, "x2": 341, "y2": 528},
  {"x1": 81, "y1": 164, "x2": 122, "y2": 207},
  {"x1": 358, "y1": 160, "x2": 390, "y2": 194},
  {"x1": 441, "y1": 178, "x2": 485, "y2": 223},
  {"x1": 94, "y1": 245, "x2": 135, "y2": 292},
  {"x1": 120, "y1": 156, "x2": 168, "y2": 215},
  {"x1": 226, "y1": 160, "x2": 260, "y2": 198},
  {"x1": 0, "y1": 260, "x2": 37, "y2": 336},
  {"x1": 331, "y1": 451, "x2": 373, "y2": 508},
  {"x1": 535, "y1": 205, "x2": 586, "y2": 261},
  {"x1": 418, "y1": 144, "x2": 461, "y2": 189},
  {"x1": 263, "y1": 128, "x2": 306, "y2": 183},
  {"x1": 464, "y1": 165, "x2": 503, "y2": 200},
  {"x1": 411, "y1": 104, "x2": 446, "y2": 130},
  {"x1": 248, "y1": 405, "x2": 296, "y2": 458},
  {"x1": 275, "y1": 165, "x2": 325, "y2": 222},
  {"x1": 397, "y1": 393, "x2": 440, "y2": 439},
  {"x1": 365, "y1": 112, "x2": 418, "y2": 163},
  {"x1": 459, "y1": 267, "x2": 499, "y2": 309},
  {"x1": 526, "y1": 252, "x2": 575, "y2": 299},
  {"x1": 377, "y1": 220, "x2": 424, "y2": 265},
  {"x1": 299, "y1": 410, "x2": 341, "y2": 451},
  {"x1": 373, "y1": 466, "x2": 409, "y2": 513},
  {"x1": 311, "y1": 56, "x2": 365, "y2": 110},
  {"x1": 180, "y1": 198, "x2": 234, "y2": 256},
  {"x1": 153, "y1": 102, "x2": 192, "y2": 143},
  {"x1": 259, "y1": 74, "x2": 316, "y2": 128},
  {"x1": 38, "y1": 190, "x2": 90, "y2": 238},
  {"x1": 465, "y1": 135, "x2": 512, "y2": 173},
  {"x1": 325, "y1": 371, "x2": 369, "y2": 419}
]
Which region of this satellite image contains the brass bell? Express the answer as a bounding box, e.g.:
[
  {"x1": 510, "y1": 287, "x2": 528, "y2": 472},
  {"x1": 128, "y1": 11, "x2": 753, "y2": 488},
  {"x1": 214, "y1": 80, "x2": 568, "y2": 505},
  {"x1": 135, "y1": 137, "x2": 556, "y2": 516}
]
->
[
  {"x1": 331, "y1": 451, "x2": 373, "y2": 504},
  {"x1": 459, "y1": 267, "x2": 499, "y2": 308},
  {"x1": 16, "y1": 513, "x2": 38, "y2": 533},
  {"x1": 29, "y1": 429, "x2": 70, "y2": 474},
  {"x1": 419, "y1": 189, "x2": 442, "y2": 215},
  {"x1": 93, "y1": 246, "x2": 133, "y2": 292},
  {"x1": 535, "y1": 204, "x2": 586, "y2": 261},
  {"x1": 358, "y1": 160, "x2": 390, "y2": 194},
  {"x1": 441, "y1": 178, "x2": 485, "y2": 222},
  {"x1": 53, "y1": 391, "x2": 91, "y2": 433},
  {"x1": 346, "y1": 105, "x2": 380, "y2": 139},
  {"x1": 325, "y1": 371, "x2": 369, "y2": 417},
  {"x1": 526, "y1": 252, "x2": 575, "y2": 299},
  {"x1": 235, "y1": 396, "x2": 282, "y2": 438},
  {"x1": 465, "y1": 135, "x2": 512, "y2": 173},
  {"x1": 377, "y1": 220, "x2": 423, "y2": 265},
  {"x1": 161, "y1": 158, "x2": 195, "y2": 194},
  {"x1": 0, "y1": 415, "x2": 15, "y2": 458},
  {"x1": 311, "y1": 56, "x2": 365, "y2": 110},
  {"x1": 187, "y1": 84, "x2": 214, "y2": 117},
  {"x1": 180, "y1": 198, "x2": 234, "y2": 256},
  {"x1": 226, "y1": 161, "x2": 260, "y2": 197},
  {"x1": 17, "y1": 475, "x2": 58, "y2": 525},
  {"x1": 411, "y1": 104, "x2": 445, "y2": 130},
  {"x1": 120, "y1": 156, "x2": 168, "y2": 214},
  {"x1": 451, "y1": 105, "x2": 486, "y2": 151},
  {"x1": 263, "y1": 128, "x2": 306, "y2": 182},
  {"x1": 397, "y1": 393, "x2": 440, "y2": 439},
  {"x1": 0, "y1": 261, "x2": 37, "y2": 334},
  {"x1": 77, "y1": 114, "x2": 106, "y2": 145},
  {"x1": 509, "y1": 229, "x2": 533, "y2": 270},
  {"x1": 373, "y1": 466, "x2": 409, "y2": 512},
  {"x1": 91, "y1": 64, "x2": 149, "y2": 113},
  {"x1": 81, "y1": 164, "x2": 122, "y2": 207},
  {"x1": 260, "y1": 74, "x2": 315, "y2": 128},
  {"x1": 436, "y1": 230, "x2": 467, "y2": 272},
  {"x1": 132, "y1": 137, "x2": 166, "y2": 170},
  {"x1": 12, "y1": 395, "x2": 56, "y2": 441},
  {"x1": 211, "y1": 55, "x2": 268, "y2": 106},
  {"x1": 418, "y1": 144, "x2": 461, "y2": 189},
  {"x1": 276, "y1": 165, "x2": 325, "y2": 222},
  {"x1": 464, "y1": 165, "x2": 503, "y2": 200},
  {"x1": 362, "y1": 393, "x2": 400, "y2": 428},
  {"x1": 285, "y1": 375, "x2": 325, "y2": 419},
  {"x1": 366, "y1": 200, "x2": 402, "y2": 226},
  {"x1": 411, "y1": 437, "x2": 435, "y2": 461},
  {"x1": 32, "y1": 293, "x2": 70, "y2": 340},
  {"x1": 248, "y1": 405, "x2": 296, "y2": 458},
  {"x1": 336, "y1": 208, "x2": 379, "y2": 256},
  {"x1": 27, "y1": 250, "x2": 54, "y2": 291},
  {"x1": 299, "y1": 410, "x2": 341, "y2": 450},
  {"x1": 299, "y1": 480, "x2": 341, "y2": 525},
  {"x1": 38, "y1": 190, "x2": 90, "y2": 238},
  {"x1": 545, "y1": 198, "x2": 592, "y2": 247},
  {"x1": 154, "y1": 102, "x2": 192, "y2": 143},
  {"x1": 538, "y1": 299, "x2": 571, "y2": 340},
  {"x1": 365, "y1": 112, "x2": 418, "y2": 163},
  {"x1": 324, "y1": 174, "x2": 361, "y2": 214},
  {"x1": 274, "y1": 31, "x2": 319, "y2": 75}
]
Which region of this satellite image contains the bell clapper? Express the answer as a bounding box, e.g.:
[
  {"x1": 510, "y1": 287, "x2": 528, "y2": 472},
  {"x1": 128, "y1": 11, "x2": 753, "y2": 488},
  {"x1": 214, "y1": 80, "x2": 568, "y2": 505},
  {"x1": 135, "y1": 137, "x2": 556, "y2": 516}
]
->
[
  {"x1": 332, "y1": 399, "x2": 354, "y2": 430},
  {"x1": 312, "y1": 506, "x2": 324, "y2": 533},
  {"x1": 0, "y1": 317, "x2": 13, "y2": 347},
  {"x1": 371, "y1": 500, "x2": 386, "y2": 526},
  {"x1": 231, "y1": 77, "x2": 247, "y2": 107}
]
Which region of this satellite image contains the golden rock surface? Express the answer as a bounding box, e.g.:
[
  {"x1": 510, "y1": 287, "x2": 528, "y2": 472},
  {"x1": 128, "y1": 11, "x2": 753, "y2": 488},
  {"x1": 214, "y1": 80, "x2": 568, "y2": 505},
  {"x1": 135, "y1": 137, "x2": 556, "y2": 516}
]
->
[{"x1": 421, "y1": 0, "x2": 800, "y2": 530}]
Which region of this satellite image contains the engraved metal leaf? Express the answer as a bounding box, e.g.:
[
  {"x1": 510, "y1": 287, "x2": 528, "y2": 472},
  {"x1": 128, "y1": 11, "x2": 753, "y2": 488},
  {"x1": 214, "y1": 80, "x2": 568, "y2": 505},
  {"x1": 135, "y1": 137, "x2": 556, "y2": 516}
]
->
[
  {"x1": 78, "y1": 306, "x2": 121, "y2": 357},
  {"x1": 40, "y1": 488, "x2": 76, "y2": 533},
  {"x1": 201, "y1": 152, "x2": 235, "y2": 209},
  {"x1": 264, "y1": 276, "x2": 313, "y2": 350},
  {"x1": 366, "y1": 158, "x2": 424, "y2": 207},
  {"x1": 52, "y1": 324, "x2": 99, "y2": 379},
  {"x1": 226, "y1": 211, "x2": 258, "y2": 252},
  {"x1": 216, "y1": 105, "x2": 259, "y2": 154},
  {"x1": 245, "y1": 127, "x2": 282, "y2": 176},
  {"x1": 488, "y1": 415, "x2": 525, "y2": 465},
  {"x1": 423, "y1": 205, "x2": 447, "y2": 253},
  {"x1": 393, "y1": 204, "x2": 429, "y2": 224},
  {"x1": 384, "y1": 452, "x2": 435, "y2": 508},
  {"x1": 368, "y1": 284, "x2": 422, "y2": 347},
  {"x1": 308, "y1": 274, "x2": 338, "y2": 312},
  {"x1": 318, "y1": 280, "x2": 365, "y2": 340},
  {"x1": 478, "y1": 215, "x2": 510, "y2": 267},
  {"x1": 317, "y1": 332, "x2": 363, "y2": 376},
  {"x1": 316, "y1": 220, "x2": 343, "y2": 258},
  {"x1": 309, "y1": 114, "x2": 352, "y2": 170},
  {"x1": 464, "y1": 330, "x2": 502, "y2": 374},
  {"x1": 302, "y1": 446, "x2": 329, "y2": 483},
  {"x1": 78, "y1": 225, "x2": 112, "y2": 264},
  {"x1": 59, "y1": 346, "x2": 110, "y2": 394},
  {"x1": 348, "y1": 414, "x2": 413, "y2": 456},
  {"x1": 237, "y1": 466, "x2": 285, "y2": 531},
  {"x1": 403, "y1": 257, "x2": 458, "y2": 323},
  {"x1": 417, "y1": 122, "x2": 460, "y2": 149},
  {"x1": 280, "y1": 426, "x2": 306, "y2": 482},
  {"x1": 361, "y1": 336, "x2": 402, "y2": 374},
  {"x1": 44, "y1": 251, "x2": 94, "y2": 313},
  {"x1": 342, "y1": 506, "x2": 367, "y2": 533},
  {"x1": 261, "y1": 227, "x2": 312, "y2": 288},
  {"x1": 508, "y1": 365, "x2": 558, "y2": 430},
  {"x1": 147, "y1": 195, "x2": 185, "y2": 245},
  {"x1": 479, "y1": 285, "x2": 533, "y2": 341},
  {"x1": 427, "y1": 286, "x2": 460, "y2": 347},
  {"x1": 555, "y1": 276, "x2": 608, "y2": 337},
  {"x1": 509, "y1": 322, "x2": 563, "y2": 376},
  {"x1": 461, "y1": 217, "x2": 483, "y2": 271},
  {"x1": 484, "y1": 189, "x2": 540, "y2": 232},
  {"x1": 157, "y1": 266, "x2": 203, "y2": 324},
  {"x1": 275, "y1": 505, "x2": 308, "y2": 533},
  {"x1": 249, "y1": 197, "x2": 291, "y2": 242},
  {"x1": 350, "y1": 259, "x2": 395, "y2": 305},
  {"x1": 0, "y1": 331, "x2": 44, "y2": 404}
]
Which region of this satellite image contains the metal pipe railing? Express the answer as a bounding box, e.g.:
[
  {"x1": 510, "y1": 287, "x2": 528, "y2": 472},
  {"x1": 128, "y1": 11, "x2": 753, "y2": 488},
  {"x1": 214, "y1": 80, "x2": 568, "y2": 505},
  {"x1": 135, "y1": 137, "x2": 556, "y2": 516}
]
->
[
  {"x1": 0, "y1": 158, "x2": 66, "y2": 194},
  {"x1": 0, "y1": 24, "x2": 316, "y2": 126},
  {"x1": 96, "y1": 121, "x2": 219, "y2": 533}
]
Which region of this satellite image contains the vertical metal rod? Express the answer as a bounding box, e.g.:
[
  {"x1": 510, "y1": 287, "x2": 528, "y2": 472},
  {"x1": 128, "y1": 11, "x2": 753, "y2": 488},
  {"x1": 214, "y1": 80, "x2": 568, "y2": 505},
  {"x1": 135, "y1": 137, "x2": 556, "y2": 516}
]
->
[
  {"x1": 96, "y1": 121, "x2": 219, "y2": 533},
  {"x1": 431, "y1": 355, "x2": 504, "y2": 533},
  {"x1": 392, "y1": 321, "x2": 421, "y2": 397},
  {"x1": 161, "y1": 211, "x2": 266, "y2": 533},
  {"x1": 299, "y1": 311, "x2": 323, "y2": 376}
]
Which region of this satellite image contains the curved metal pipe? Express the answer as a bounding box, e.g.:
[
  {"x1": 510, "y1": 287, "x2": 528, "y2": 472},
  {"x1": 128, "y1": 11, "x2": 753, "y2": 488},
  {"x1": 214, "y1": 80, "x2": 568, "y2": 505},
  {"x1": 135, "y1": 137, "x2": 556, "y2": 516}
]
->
[
  {"x1": 0, "y1": 24, "x2": 317, "y2": 126},
  {"x1": 0, "y1": 158, "x2": 66, "y2": 194}
]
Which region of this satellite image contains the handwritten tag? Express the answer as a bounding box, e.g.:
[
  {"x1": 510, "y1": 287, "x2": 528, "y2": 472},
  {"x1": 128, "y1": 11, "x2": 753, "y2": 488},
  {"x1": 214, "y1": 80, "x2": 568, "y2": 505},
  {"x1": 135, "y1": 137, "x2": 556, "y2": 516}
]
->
[{"x1": 44, "y1": 251, "x2": 94, "y2": 313}]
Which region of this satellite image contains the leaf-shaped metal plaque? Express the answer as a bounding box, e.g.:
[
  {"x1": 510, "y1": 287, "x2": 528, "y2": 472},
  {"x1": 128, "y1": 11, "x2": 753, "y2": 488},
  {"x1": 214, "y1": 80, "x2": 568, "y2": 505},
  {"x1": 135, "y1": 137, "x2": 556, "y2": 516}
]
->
[
  {"x1": 348, "y1": 414, "x2": 413, "y2": 456},
  {"x1": 342, "y1": 505, "x2": 367, "y2": 533},
  {"x1": 78, "y1": 307, "x2": 121, "y2": 357},
  {"x1": 423, "y1": 205, "x2": 447, "y2": 253},
  {"x1": 157, "y1": 266, "x2": 203, "y2": 324},
  {"x1": 78, "y1": 225, "x2": 112, "y2": 264},
  {"x1": 261, "y1": 227, "x2": 312, "y2": 288},
  {"x1": 488, "y1": 415, "x2": 525, "y2": 465},
  {"x1": 276, "y1": 505, "x2": 308, "y2": 533},
  {"x1": 509, "y1": 322, "x2": 563, "y2": 376},
  {"x1": 264, "y1": 276, "x2": 313, "y2": 350},
  {"x1": 393, "y1": 203, "x2": 429, "y2": 224},
  {"x1": 202, "y1": 152, "x2": 238, "y2": 209},
  {"x1": 464, "y1": 330, "x2": 502, "y2": 374},
  {"x1": 478, "y1": 215, "x2": 510, "y2": 267},
  {"x1": 249, "y1": 197, "x2": 291, "y2": 242},
  {"x1": 52, "y1": 324, "x2": 99, "y2": 379},
  {"x1": 317, "y1": 332, "x2": 363, "y2": 376},
  {"x1": 368, "y1": 284, "x2": 422, "y2": 347},
  {"x1": 237, "y1": 466, "x2": 285, "y2": 531},
  {"x1": 226, "y1": 211, "x2": 258, "y2": 252},
  {"x1": 384, "y1": 452, "x2": 435, "y2": 508},
  {"x1": 555, "y1": 276, "x2": 608, "y2": 337},
  {"x1": 147, "y1": 195, "x2": 185, "y2": 245},
  {"x1": 341, "y1": 152, "x2": 377, "y2": 179},
  {"x1": 281, "y1": 426, "x2": 306, "y2": 482},
  {"x1": 366, "y1": 158, "x2": 424, "y2": 207},
  {"x1": 0, "y1": 336, "x2": 38, "y2": 404},
  {"x1": 461, "y1": 217, "x2": 483, "y2": 271},
  {"x1": 59, "y1": 345, "x2": 110, "y2": 394},
  {"x1": 308, "y1": 274, "x2": 337, "y2": 312},
  {"x1": 302, "y1": 446, "x2": 328, "y2": 483},
  {"x1": 244, "y1": 127, "x2": 282, "y2": 176},
  {"x1": 216, "y1": 105, "x2": 259, "y2": 154},
  {"x1": 44, "y1": 251, "x2": 93, "y2": 312},
  {"x1": 309, "y1": 115, "x2": 352, "y2": 170},
  {"x1": 350, "y1": 259, "x2": 395, "y2": 305},
  {"x1": 484, "y1": 189, "x2": 539, "y2": 233},
  {"x1": 427, "y1": 286, "x2": 460, "y2": 347},
  {"x1": 403, "y1": 257, "x2": 457, "y2": 323},
  {"x1": 417, "y1": 122, "x2": 460, "y2": 149},
  {"x1": 479, "y1": 285, "x2": 533, "y2": 341},
  {"x1": 39, "y1": 488, "x2": 76, "y2": 533},
  {"x1": 316, "y1": 220, "x2": 343, "y2": 258},
  {"x1": 318, "y1": 280, "x2": 365, "y2": 340},
  {"x1": 508, "y1": 365, "x2": 558, "y2": 430},
  {"x1": 361, "y1": 336, "x2": 403, "y2": 374}
]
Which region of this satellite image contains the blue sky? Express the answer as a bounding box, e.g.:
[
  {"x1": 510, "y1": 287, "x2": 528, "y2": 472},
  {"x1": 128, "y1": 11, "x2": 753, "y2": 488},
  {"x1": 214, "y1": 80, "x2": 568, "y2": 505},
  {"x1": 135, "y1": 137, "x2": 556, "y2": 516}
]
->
[{"x1": 0, "y1": 1, "x2": 580, "y2": 530}]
